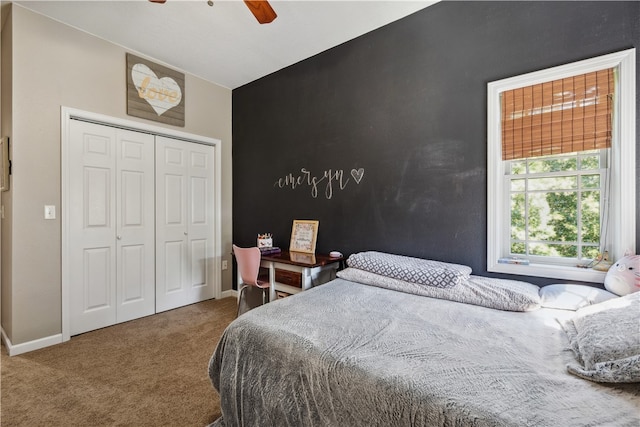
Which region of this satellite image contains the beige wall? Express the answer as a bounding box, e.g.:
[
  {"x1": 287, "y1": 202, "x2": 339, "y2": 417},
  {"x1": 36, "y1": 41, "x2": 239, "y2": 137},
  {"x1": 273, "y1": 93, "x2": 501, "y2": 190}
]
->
[
  {"x1": 1, "y1": 3, "x2": 13, "y2": 340},
  {"x1": 2, "y1": 4, "x2": 233, "y2": 346}
]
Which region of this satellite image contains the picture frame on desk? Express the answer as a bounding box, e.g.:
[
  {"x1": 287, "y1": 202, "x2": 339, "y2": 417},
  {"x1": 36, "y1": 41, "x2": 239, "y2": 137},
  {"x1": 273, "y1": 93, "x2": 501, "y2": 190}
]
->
[{"x1": 289, "y1": 219, "x2": 319, "y2": 254}]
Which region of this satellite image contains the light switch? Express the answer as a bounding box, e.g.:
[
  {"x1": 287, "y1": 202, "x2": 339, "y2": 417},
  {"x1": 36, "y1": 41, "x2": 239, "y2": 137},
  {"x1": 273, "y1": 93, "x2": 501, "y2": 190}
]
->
[{"x1": 44, "y1": 205, "x2": 56, "y2": 220}]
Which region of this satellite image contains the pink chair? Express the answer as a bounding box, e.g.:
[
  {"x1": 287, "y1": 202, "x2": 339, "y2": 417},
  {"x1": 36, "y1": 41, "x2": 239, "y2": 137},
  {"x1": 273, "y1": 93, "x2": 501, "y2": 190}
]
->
[{"x1": 233, "y1": 244, "x2": 270, "y2": 315}]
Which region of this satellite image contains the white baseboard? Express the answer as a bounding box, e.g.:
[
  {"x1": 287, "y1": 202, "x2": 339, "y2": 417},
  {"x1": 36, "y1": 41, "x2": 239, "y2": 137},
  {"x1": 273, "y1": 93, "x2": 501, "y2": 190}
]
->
[
  {"x1": 220, "y1": 289, "x2": 237, "y2": 299},
  {"x1": 1, "y1": 327, "x2": 63, "y2": 356}
]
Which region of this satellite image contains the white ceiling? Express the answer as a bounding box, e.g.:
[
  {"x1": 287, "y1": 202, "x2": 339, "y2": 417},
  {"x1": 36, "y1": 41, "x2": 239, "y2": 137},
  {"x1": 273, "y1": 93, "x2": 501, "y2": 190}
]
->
[{"x1": 15, "y1": 0, "x2": 437, "y2": 89}]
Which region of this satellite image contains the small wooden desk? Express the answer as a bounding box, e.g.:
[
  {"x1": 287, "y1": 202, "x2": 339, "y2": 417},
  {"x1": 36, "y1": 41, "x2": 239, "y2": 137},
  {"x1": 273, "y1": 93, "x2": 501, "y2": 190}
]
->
[{"x1": 259, "y1": 251, "x2": 343, "y2": 302}]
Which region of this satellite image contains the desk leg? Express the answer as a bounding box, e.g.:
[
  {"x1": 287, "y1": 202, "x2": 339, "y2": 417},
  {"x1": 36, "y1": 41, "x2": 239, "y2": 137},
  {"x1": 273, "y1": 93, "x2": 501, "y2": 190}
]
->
[{"x1": 268, "y1": 262, "x2": 276, "y2": 302}]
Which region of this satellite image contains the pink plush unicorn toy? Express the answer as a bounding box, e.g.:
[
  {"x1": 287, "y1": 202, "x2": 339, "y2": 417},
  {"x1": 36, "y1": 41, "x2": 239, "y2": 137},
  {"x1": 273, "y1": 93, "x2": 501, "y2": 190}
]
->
[{"x1": 604, "y1": 254, "x2": 640, "y2": 296}]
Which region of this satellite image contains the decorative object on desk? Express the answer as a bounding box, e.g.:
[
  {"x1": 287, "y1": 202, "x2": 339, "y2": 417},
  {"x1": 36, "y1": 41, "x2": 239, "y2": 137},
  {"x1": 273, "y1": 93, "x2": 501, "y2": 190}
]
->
[
  {"x1": 329, "y1": 251, "x2": 343, "y2": 258},
  {"x1": 259, "y1": 247, "x2": 281, "y2": 255},
  {"x1": 257, "y1": 233, "x2": 273, "y2": 248},
  {"x1": 126, "y1": 53, "x2": 185, "y2": 127},
  {"x1": 604, "y1": 254, "x2": 639, "y2": 296},
  {"x1": 289, "y1": 220, "x2": 319, "y2": 254}
]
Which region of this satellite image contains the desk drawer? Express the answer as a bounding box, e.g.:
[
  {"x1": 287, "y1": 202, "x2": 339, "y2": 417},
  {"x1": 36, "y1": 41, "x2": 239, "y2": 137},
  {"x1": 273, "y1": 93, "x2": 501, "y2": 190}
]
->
[{"x1": 275, "y1": 269, "x2": 302, "y2": 288}]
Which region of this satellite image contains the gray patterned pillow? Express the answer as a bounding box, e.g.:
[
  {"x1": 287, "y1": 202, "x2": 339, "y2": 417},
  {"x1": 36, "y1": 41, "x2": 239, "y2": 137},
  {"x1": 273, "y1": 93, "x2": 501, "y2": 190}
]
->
[
  {"x1": 561, "y1": 292, "x2": 640, "y2": 383},
  {"x1": 346, "y1": 251, "x2": 471, "y2": 289}
]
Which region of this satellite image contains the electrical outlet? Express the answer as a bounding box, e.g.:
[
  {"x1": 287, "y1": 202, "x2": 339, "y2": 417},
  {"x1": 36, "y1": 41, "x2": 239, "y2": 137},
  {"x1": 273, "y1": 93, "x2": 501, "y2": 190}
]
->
[{"x1": 222, "y1": 260, "x2": 228, "y2": 270}]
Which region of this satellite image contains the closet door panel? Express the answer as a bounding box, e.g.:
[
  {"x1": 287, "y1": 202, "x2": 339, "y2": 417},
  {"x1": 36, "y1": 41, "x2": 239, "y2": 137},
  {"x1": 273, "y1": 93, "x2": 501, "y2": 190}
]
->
[
  {"x1": 156, "y1": 137, "x2": 215, "y2": 311},
  {"x1": 84, "y1": 167, "x2": 111, "y2": 229},
  {"x1": 155, "y1": 136, "x2": 190, "y2": 312},
  {"x1": 83, "y1": 247, "x2": 112, "y2": 310},
  {"x1": 120, "y1": 244, "x2": 145, "y2": 302},
  {"x1": 116, "y1": 129, "x2": 155, "y2": 322},
  {"x1": 69, "y1": 120, "x2": 117, "y2": 335},
  {"x1": 190, "y1": 238, "x2": 207, "y2": 287},
  {"x1": 187, "y1": 144, "x2": 215, "y2": 301},
  {"x1": 163, "y1": 240, "x2": 185, "y2": 293},
  {"x1": 165, "y1": 174, "x2": 186, "y2": 224}
]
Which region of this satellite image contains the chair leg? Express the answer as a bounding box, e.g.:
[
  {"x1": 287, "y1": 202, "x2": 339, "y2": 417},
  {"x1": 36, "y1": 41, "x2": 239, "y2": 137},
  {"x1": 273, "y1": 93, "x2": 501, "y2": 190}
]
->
[
  {"x1": 262, "y1": 288, "x2": 269, "y2": 305},
  {"x1": 237, "y1": 285, "x2": 248, "y2": 317},
  {"x1": 237, "y1": 284, "x2": 245, "y2": 302}
]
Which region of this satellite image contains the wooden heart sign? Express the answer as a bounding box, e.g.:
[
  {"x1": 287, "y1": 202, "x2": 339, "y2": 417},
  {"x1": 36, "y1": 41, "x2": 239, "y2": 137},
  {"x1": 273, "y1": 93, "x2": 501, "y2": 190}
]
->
[
  {"x1": 131, "y1": 63, "x2": 182, "y2": 116},
  {"x1": 126, "y1": 53, "x2": 185, "y2": 127}
]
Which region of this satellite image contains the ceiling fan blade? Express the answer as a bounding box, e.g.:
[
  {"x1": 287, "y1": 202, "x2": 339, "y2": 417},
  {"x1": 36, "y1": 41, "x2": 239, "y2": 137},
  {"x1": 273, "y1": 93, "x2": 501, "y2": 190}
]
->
[
  {"x1": 148, "y1": 0, "x2": 167, "y2": 3},
  {"x1": 244, "y1": 1, "x2": 277, "y2": 24}
]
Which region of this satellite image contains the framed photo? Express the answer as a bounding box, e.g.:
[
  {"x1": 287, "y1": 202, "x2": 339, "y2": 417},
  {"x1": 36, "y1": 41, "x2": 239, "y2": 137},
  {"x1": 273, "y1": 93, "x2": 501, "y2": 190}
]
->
[
  {"x1": 289, "y1": 220, "x2": 319, "y2": 254},
  {"x1": 0, "y1": 137, "x2": 9, "y2": 191}
]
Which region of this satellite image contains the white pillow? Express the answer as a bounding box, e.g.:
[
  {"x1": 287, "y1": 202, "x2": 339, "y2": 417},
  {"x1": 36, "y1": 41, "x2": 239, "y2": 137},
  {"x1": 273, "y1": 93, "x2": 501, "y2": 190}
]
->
[{"x1": 540, "y1": 284, "x2": 617, "y2": 311}]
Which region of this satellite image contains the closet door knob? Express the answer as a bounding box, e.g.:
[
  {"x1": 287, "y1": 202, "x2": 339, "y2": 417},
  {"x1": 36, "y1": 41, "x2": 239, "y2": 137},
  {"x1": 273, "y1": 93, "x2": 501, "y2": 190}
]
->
[
  {"x1": 184, "y1": 231, "x2": 188, "y2": 236},
  {"x1": 117, "y1": 235, "x2": 122, "y2": 240}
]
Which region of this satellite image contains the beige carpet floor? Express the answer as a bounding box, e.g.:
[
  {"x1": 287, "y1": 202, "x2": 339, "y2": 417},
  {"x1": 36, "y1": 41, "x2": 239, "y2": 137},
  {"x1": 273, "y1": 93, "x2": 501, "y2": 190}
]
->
[{"x1": 1, "y1": 296, "x2": 237, "y2": 426}]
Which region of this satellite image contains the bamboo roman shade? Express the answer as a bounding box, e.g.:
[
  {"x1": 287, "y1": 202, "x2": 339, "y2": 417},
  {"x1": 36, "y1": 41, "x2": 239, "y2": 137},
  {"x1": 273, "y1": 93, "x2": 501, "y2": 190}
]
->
[{"x1": 501, "y1": 68, "x2": 614, "y2": 160}]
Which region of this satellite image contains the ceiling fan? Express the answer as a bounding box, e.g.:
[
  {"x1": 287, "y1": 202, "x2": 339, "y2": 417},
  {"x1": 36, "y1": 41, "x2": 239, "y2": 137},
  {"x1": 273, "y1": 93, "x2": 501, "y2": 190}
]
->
[{"x1": 148, "y1": 0, "x2": 277, "y2": 24}]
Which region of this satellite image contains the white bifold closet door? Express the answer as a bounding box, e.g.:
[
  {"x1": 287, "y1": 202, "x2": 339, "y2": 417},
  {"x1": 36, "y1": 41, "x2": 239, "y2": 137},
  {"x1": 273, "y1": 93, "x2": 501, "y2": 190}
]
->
[
  {"x1": 68, "y1": 120, "x2": 155, "y2": 336},
  {"x1": 155, "y1": 136, "x2": 215, "y2": 312}
]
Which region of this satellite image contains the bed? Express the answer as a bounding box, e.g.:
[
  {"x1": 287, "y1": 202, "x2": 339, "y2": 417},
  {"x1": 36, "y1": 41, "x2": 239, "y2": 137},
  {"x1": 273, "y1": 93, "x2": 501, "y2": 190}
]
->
[{"x1": 209, "y1": 252, "x2": 640, "y2": 426}]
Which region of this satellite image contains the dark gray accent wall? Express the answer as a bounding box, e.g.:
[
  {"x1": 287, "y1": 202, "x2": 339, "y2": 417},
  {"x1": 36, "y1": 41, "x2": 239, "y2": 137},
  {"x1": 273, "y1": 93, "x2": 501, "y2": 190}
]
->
[{"x1": 232, "y1": 1, "x2": 640, "y2": 286}]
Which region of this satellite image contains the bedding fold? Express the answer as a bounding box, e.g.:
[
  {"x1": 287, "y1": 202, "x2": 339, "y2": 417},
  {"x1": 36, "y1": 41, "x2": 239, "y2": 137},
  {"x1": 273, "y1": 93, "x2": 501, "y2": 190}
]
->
[{"x1": 337, "y1": 267, "x2": 541, "y2": 312}]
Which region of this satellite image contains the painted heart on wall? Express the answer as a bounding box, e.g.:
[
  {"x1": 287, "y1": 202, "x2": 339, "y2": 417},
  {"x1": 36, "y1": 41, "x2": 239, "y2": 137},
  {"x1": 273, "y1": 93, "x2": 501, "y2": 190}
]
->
[
  {"x1": 131, "y1": 63, "x2": 182, "y2": 116},
  {"x1": 351, "y1": 168, "x2": 365, "y2": 184}
]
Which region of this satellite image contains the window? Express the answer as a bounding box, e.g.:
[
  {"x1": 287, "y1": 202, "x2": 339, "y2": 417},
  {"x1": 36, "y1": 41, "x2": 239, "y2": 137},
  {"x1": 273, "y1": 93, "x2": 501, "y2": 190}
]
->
[
  {"x1": 507, "y1": 149, "x2": 607, "y2": 264},
  {"x1": 487, "y1": 49, "x2": 635, "y2": 283}
]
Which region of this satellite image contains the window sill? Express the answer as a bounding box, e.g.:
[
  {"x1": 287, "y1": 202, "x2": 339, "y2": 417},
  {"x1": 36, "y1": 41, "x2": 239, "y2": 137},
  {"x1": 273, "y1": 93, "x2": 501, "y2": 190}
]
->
[{"x1": 488, "y1": 262, "x2": 606, "y2": 284}]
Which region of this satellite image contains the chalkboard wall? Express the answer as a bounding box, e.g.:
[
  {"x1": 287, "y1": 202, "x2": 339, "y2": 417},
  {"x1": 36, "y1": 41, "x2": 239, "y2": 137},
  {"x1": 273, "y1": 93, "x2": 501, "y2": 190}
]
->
[{"x1": 232, "y1": 1, "x2": 640, "y2": 286}]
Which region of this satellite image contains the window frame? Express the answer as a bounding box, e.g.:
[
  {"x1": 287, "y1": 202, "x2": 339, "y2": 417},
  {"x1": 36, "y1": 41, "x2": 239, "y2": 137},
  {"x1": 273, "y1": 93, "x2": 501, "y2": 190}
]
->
[{"x1": 487, "y1": 49, "x2": 635, "y2": 283}]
